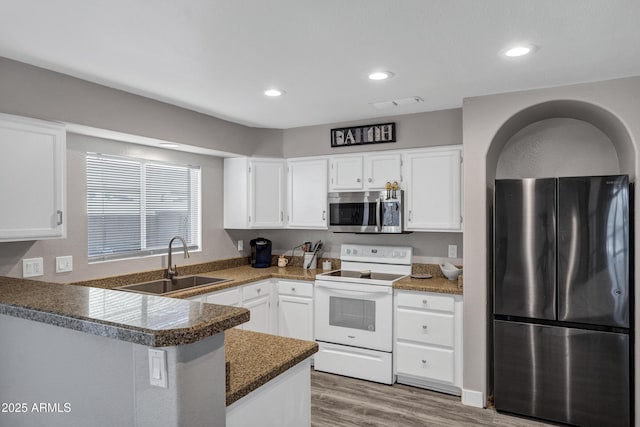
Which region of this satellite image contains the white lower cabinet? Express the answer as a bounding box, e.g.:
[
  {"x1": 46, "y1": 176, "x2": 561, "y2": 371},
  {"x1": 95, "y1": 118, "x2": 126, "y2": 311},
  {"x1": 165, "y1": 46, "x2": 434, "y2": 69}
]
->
[
  {"x1": 203, "y1": 287, "x2": 242, "y2": 306},
  {"x1": 187, "y1": 279, "x2": 316, "y2": 337},
  {"x1": 394, "y1": 290, "x2": 463, "y2": 395},
  {"x1": 242, "y1": 281, "x2": 273, "y2": 334},
  {"x1": 276, "y1": 280, "x2": 314, "y2": 341}
]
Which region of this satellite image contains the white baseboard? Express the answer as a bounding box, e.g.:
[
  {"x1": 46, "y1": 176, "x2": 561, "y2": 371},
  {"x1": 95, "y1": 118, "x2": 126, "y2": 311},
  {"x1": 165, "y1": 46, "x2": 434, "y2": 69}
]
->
[{"x1": 461, "y1": 388, "x2": 484, "y2": 408}]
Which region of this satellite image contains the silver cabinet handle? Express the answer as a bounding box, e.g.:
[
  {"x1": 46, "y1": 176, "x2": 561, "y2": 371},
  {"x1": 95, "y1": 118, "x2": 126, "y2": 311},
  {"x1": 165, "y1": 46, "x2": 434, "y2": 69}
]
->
[
  {"x1": 422, "y1": 325, "x2": 428, "y2": 330},
  {"x1": 281, "y1": 211, "x2": 284, "y2": 221},
  {"x1": 56, "y1": 210, "x2": 63, "y2": 225},
  {"x1": 322, "y1": 210, "x2": 326, "y2": 220},
  {"x1": 356, "y1": 178, "x2": 361, "y2": 183},
  {"x1": 368, "y1": 178, "x2": 372, "y2": 183},
  {"x1": 257, "y1": 288, "x2": 261, "y2": 293},
  {"x1": 421, "y1": 360, "x2": 427, "y2": 365},
  {"x1": 291, "y1": 287, "x2": 296, "y2": 291}
]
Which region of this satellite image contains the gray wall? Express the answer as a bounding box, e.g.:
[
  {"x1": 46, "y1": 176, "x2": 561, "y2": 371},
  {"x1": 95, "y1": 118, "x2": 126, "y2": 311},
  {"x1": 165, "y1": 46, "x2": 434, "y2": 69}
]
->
[
  {"x1": 496, "y1": 118, "x2": 620, "y2": 179},
  {"x1": 0, "y1": 57, "x2": 466, "y2": 283},
  {"x1": 0, "y1": 133, "x2": 242, "y2": 282},
  {"x1": 462, "y1": 76, "x2": 640, "y2": 408},
  {"x1": 0, "y1": 57, "x2": 280, "y2": 157},
  {"x1": 283, "y1": 108, "x2": 462, "y2": 157}
]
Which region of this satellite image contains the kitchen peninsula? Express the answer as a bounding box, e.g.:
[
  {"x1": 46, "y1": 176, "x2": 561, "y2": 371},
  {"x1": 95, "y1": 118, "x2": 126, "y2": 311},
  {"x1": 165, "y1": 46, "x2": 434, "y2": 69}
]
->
[{"x1": 0, "y1": 277, "x2": 317, "y2": 427}]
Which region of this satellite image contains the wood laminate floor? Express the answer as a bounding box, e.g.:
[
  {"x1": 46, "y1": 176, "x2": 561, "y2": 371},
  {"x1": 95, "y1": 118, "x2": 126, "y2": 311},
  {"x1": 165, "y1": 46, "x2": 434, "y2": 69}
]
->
[{"x1": 311, "y1": 370, "x2": 555, "y2": 427}]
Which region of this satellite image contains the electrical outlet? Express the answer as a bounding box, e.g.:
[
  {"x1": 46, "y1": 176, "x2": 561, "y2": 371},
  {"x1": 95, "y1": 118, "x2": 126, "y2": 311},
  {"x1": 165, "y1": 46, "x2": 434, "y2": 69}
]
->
[
  {"x1": 23, "y1": 257, "x2": 44, "y2": 278},
  {"x1": 56, "y1": 256, "x2": 73, "y2": 273},
  {"x1": 448, "y1": 245, "x2": 458, "y2": 258},
  {"x1": 237, "y1": 240, "x2": 244, "y2": 251}
]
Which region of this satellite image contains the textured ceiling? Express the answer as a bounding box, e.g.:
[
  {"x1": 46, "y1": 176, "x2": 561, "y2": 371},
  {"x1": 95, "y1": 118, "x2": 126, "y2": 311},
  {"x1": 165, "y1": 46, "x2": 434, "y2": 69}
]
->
[{"x1": 0, "y1": 0, "x2": 639, "y2": 129}]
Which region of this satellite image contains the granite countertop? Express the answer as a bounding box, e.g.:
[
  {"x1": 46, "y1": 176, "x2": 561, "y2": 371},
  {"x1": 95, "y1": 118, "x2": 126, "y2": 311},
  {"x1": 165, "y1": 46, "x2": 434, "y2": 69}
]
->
[
  {"x1": 394, "y1": 275, "x2": 463, "y2": 295},
  {"x1": 158, "y1": 265, "x2": 463, "y2": 299},
  {"x1": 224, "y1": 328, "x2": 318, "y2": 406},
  {"x1": 0, "y1": 279, "x2": 249, "y2": 347}
]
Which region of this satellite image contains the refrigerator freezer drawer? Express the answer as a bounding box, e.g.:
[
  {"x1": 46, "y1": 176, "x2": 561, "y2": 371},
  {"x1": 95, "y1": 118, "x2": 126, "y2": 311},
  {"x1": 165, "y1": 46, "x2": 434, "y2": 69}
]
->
[{"x1": 494, "y1": 320, "x2": 630, "y2": 427}]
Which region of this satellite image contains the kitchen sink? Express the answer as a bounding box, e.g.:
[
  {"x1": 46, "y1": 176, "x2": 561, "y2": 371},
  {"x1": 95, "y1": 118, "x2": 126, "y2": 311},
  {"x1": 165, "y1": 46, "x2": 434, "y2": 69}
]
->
[{"x1": 116, "y1": 275, "x2": 231, "y2": 295}]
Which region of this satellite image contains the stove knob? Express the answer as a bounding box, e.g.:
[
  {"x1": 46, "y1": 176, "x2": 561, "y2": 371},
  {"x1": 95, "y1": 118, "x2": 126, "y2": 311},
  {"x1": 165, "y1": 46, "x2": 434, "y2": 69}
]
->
[
  {"x1": 399, "y1": 251, "x2": 405, "y2": 257},
  {"x1": 346, "y1": 249, "x2": 351, "y2": 255},
  {"x1": 392, "y1": 251, "x2": 398, "y2": 257},
  {"x1": 353, "y1": 249, "x2": 358, "y2": 255}
]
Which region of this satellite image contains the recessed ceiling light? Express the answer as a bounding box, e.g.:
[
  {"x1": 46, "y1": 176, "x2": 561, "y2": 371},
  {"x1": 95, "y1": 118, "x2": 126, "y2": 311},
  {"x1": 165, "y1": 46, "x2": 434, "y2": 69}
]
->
[
  {"x1": 368, "y1": 71, "x2": 394, "y2": 81},
  {"x1": 502, "y1": 44, "x2": 537, "y2": 57},
  {"x1": 264, "y1": 89, "x2": 285, "y2": 97}
]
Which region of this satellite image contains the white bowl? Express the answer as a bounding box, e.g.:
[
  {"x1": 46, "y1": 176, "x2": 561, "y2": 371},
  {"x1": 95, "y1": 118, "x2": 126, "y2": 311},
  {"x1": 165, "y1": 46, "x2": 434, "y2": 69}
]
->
[{"x1": 440, "y1": 263, "x2": 462, "y2": 281}]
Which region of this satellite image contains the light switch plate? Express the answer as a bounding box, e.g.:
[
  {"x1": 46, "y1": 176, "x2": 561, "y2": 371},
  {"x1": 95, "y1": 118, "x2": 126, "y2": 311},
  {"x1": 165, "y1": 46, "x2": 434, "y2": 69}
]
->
[
  {"x1": 448, "y1": 245, "x2": 458, "y2": 258},
  {"x1": 148, "y1": 349, "x2": 168, "y2": 388},
  {"x1": 23, "y1": 257, "x2": 44, "y2": 278},
  {"x1": 237, "y1": 240, "x2": 244, "y2": 251},
  {"x1": 55, "y1": 256, "x2": 73, "y2": 273}
]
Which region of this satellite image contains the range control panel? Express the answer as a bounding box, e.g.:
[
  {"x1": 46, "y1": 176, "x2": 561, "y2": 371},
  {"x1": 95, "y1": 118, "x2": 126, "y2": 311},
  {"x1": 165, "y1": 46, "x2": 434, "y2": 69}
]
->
[{"x1": 340, "y1": 244, "x2": 413, "y2": 265}]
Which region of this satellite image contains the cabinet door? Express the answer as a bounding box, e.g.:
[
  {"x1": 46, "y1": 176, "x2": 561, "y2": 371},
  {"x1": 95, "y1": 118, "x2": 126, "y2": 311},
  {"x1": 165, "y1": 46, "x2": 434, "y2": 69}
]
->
[
  {"x1": 329, "y1": 156, "x2": 363, "y2": 191},
  {"x1": 278, "y1": 295, "x2": 313, "y2": 341},
  {"x1": 243, "y1": 294, "x2": 272, "y2": 334},
  {"x1": 287, "y1": 158, "x2": 328, "y2": 228},
  {"x1": 249, "y1": 159, "x2": 285, "y2": 228},
  {"x1": 0, "y1": 113, "x2": 66, "y2": 241},
  {"x1": 203, "y1": 288, "x2": 242, "y2": 307},
  {"x1": 405, "y1": 148, "x2": 462, "y2": 231},
  {"x1": 364, "y1": 153, "x2": 402, "y2": 190}
]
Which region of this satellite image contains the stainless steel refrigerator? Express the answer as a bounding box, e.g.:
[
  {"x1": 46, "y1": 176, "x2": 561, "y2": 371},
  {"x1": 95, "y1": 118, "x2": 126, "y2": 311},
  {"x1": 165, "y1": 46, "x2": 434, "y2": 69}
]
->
[{"x1": 493, "y1": 176, "x2": 632, "y2": 427}]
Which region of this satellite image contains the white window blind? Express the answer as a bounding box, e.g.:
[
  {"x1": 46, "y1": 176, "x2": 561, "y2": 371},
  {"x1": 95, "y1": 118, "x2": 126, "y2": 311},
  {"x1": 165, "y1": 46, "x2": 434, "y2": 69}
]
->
[{"x1": 87, "y1": 153, "x2": 201, "y2": 262}]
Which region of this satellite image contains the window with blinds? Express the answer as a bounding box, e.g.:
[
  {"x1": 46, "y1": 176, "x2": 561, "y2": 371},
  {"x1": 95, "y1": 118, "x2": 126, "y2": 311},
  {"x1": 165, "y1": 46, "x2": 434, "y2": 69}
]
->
[{"x1": 87, "y1": 153, "x2": 201, "y2": 262}]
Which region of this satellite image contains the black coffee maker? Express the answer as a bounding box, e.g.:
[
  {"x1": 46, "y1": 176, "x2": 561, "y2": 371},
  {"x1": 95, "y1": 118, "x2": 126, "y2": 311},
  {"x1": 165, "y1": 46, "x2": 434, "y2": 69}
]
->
[{"x1": 250, "y1": 237, "x2": 272, "y2": 268}]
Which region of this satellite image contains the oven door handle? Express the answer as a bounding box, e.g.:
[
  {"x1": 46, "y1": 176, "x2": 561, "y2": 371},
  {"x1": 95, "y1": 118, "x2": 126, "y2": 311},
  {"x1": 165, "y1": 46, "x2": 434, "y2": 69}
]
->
[
  {"x1": 376, "y1": 197, "x2": 381, "y2": 232},
  {"x1": 315, "y1": 281, "x2": 392, "y2": 295}
]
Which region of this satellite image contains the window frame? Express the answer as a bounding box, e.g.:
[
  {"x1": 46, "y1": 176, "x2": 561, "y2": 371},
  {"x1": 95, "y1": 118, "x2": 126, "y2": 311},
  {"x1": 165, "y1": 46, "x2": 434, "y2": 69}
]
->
[{"x1": 86, "y1": 152, "x2": 202, "y2": 263}]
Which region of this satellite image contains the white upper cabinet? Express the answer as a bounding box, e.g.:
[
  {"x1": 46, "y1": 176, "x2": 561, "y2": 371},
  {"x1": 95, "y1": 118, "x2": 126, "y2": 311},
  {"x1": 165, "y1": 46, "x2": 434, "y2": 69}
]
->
[
  {"x1": 405, "y1": 146, "x2": 462, "y2": 232},
  {"x1": 224, "y1": 157, "x2": 285, "y2": 229},
  {"x1": 0, "y1": 113, "x2": 66, "y2": 242},
  {"x1": 364, "y1": 153, "x2": 402, "y2": 190},
  {"x1": 329, "y1": 155, "x2": 363, "y2": 191},
  {"x1": 287, "y1": 158, "x2": 328, "y2": 229},
  {"x1": 329, "y1": 152, "x2": 402, "y2": 192}
]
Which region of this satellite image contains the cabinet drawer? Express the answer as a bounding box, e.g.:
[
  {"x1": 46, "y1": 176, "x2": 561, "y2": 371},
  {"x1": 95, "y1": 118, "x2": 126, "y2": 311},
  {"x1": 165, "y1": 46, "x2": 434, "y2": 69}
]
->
[
  {"x1": 396, "y1": 342, "x2": 454, "y2": 384},
  {"x1": 397, "y1": 309, "x2": 454, "y2": 347},
  {"x1": 396, "y1": 291, "x2": 454, "y2": 312},
  {"x1": 242, "y1": 281, "x2": 270, "y2": 301},
  {"x1": 277, "y1": 281, "x2": 313, "y2": 297},
  {"x1": 204, "y1": 287, "x2": 241, "y2": 306}
]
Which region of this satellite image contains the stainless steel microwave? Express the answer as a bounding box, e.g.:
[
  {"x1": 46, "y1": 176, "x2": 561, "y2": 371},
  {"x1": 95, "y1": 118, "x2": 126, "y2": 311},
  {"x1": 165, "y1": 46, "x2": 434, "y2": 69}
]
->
[{"x1": 328, "y1": 191, "x2": 404, "y2": 233}]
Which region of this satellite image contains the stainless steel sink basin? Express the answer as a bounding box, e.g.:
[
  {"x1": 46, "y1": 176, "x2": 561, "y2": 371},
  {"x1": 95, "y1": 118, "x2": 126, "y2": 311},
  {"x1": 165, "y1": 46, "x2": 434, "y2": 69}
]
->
[{"x1": 116, "y1": 275, "x2": 231, "y2": 295}]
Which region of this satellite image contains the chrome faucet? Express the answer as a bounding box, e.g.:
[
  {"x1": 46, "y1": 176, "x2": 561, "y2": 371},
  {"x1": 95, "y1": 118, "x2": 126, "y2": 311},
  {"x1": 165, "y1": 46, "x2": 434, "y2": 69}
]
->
[{"x1": 166, "y1": 236, "x2": 190, "y2": 280}]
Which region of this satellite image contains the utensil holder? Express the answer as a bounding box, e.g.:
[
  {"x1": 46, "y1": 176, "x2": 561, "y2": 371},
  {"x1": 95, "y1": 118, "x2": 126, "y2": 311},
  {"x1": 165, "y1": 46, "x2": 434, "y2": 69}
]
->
[{"x1": 303, "y1": 253, "x2": 317, "y2": 269}]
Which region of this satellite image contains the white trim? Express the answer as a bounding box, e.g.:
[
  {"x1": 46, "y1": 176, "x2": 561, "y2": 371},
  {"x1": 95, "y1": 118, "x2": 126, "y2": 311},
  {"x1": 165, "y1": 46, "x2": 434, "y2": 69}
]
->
[{"x1": 461, "y1": 388, "x2": 485, "y2": 408}]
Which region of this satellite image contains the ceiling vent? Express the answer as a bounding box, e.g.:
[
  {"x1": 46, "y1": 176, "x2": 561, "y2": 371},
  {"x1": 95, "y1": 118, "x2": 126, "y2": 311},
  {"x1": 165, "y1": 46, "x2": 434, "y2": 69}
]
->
[{"x1": 370, "y1": 96, "x2": 424, "y2": 109}]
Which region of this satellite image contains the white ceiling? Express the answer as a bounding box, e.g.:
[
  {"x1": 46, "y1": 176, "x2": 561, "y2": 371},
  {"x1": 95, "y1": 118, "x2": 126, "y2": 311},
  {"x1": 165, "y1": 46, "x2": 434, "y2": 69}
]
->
[{"x1": 1, "y1": 1, "x2": 639, "y2": 129}]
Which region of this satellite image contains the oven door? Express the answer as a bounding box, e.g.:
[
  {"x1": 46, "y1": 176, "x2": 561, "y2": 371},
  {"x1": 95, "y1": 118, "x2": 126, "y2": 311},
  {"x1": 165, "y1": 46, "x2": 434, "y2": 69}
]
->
[{"x1": 314, "y1": 280, "x2": 393, "y2": 352}]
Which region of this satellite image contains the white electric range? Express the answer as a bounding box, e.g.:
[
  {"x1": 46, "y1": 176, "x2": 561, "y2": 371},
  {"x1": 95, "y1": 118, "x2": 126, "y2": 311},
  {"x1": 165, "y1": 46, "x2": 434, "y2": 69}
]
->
[{"x1": 314, "y1": 243, "x2": 412, "y2": 384}]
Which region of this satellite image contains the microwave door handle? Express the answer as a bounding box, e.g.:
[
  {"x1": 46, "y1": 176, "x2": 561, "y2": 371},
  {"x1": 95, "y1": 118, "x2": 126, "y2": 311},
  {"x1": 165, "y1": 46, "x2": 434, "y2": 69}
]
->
[{"x1": 376, "y1": 197, "x2": 381, "y2": 231}]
